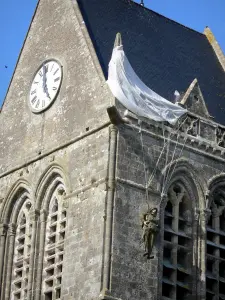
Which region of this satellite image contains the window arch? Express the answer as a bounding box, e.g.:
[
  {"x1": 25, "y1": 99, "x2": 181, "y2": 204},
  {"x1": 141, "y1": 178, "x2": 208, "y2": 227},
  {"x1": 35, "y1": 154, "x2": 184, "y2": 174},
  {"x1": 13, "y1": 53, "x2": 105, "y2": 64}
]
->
[
  {"x1": 0, "y1": 185, "x2": 33, "y2": 300},
  {"x1": 162, "y1": 181, "x2": 193, "y2": 300},
  {"x1": 41, "y1": 184, "x2": 67, "y2": 300},
  {"x1": 10, "y1": 199, "x2": 33, "y2": 300},
  {"x1": 206, "y1": 185, "x2": 225, "y2": 300}
]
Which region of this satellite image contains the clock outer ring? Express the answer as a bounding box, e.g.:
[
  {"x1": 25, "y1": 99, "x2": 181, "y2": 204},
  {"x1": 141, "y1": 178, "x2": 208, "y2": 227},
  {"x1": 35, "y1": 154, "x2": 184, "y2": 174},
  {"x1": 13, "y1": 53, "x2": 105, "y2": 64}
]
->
[{"x1": 28, "y1": 59, "x2": 63, "y2": 114}]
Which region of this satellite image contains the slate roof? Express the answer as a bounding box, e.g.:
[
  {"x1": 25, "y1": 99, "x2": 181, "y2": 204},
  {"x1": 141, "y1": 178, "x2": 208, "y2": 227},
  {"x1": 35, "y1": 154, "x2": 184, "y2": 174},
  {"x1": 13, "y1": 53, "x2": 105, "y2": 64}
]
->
[{"x1": 78, "y1": 0, "x2": 225, "y2": 125}]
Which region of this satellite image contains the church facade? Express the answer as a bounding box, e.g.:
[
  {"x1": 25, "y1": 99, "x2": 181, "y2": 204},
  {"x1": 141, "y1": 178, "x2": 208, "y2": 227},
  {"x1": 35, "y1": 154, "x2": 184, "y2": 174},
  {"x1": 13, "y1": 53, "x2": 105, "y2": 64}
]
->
[{"x1": 0, "y1": 0, "x2": 225, "y2": 300}]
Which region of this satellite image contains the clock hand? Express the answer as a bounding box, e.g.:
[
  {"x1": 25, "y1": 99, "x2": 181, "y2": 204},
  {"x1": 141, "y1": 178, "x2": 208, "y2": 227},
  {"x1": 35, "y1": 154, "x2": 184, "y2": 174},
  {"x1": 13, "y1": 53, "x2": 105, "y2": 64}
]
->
[
  {"x1": 42, "y1": 65, "x2": 51, "y2": 99},
  {"x1": 42, "y1": 64, "x2": 47, "y2": 90}
]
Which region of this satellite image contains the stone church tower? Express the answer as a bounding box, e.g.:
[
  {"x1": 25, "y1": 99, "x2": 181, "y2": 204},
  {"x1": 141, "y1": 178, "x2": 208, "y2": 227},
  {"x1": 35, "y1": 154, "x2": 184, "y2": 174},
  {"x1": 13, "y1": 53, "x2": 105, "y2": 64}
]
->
[{"x1": 0, "y1": 0, "x2": 225, "y2": 299}]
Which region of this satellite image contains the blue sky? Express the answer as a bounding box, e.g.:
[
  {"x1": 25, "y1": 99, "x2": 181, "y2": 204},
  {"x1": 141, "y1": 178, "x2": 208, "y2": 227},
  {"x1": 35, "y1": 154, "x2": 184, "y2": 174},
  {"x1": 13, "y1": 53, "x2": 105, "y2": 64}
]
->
[{"x1": 0, "y1": 0, "x2": 224, "y2": 107}]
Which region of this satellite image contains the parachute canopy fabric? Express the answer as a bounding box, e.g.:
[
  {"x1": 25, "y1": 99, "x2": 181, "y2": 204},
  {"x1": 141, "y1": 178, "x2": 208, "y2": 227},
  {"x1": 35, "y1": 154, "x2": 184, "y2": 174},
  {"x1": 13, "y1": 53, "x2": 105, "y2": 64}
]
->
[{"x1": 107, "y1": 45, "x2": 187, "y2": 125}]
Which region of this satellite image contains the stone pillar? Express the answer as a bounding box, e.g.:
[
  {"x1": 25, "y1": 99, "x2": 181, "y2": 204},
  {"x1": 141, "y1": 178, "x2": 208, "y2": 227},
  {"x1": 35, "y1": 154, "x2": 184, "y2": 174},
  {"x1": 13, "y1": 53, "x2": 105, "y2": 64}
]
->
[
  {"x1": 0, "y1": 223, "x2": 8, "y2": 298},
  {"x1": 3, "y1": 223, "x2": 16, "y2": 300},
  {"x1": 102, "y1": 125, "x2": 117, "y2": 293},
  {"x1": 27, "y1": 209, "x2": 40, "y2": 300},
  {"x1": 34, "y1": 209, "x2": 47, "y2": 300},
  {"x1": 199, "y1": 208, "x2": 211, "y2": 300}
]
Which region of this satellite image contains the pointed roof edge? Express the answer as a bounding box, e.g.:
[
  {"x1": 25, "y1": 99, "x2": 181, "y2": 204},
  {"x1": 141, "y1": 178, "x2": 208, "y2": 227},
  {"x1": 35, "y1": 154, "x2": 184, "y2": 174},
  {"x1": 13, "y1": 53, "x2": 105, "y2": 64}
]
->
[
  {"x1": 1, "y1": 0, "x2": 107, "y2": 115},
  {"x1": 180, "y1": 78, "x2": 211, "y2": 119},
  {"x1": 180, "y1": 78, "x2": 198, "y2": 105},
  {"x1": 0, "y1": 0, "x2": 40, "y2": 114},
  {"x1": 204, "y1": 27, "x2": 225, "y2": 73}
]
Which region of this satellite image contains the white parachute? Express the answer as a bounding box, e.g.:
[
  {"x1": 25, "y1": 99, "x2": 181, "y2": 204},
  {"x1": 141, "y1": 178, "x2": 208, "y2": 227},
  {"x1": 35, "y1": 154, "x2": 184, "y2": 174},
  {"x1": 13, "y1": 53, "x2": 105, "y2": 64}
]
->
[
  {"x1": 107, "y1": 39, "x2": 188, "y2": 198},
  {"x1": 107, "y1": 45, "x2": 187, "y2": 125}
]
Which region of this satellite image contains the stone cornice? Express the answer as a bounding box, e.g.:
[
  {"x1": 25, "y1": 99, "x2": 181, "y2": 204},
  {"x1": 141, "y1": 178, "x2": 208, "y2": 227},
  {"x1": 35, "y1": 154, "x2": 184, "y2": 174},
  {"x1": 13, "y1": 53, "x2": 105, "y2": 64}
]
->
[{"x1": 123, "y1": 110, "x2": 225, "y2": 162}]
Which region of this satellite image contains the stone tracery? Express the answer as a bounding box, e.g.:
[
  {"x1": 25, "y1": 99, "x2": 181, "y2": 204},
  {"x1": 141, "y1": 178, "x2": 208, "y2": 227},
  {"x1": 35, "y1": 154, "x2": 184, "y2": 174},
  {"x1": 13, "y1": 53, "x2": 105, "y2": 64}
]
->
[
  {"x1": 162, "y1": 182, "x2": 193, "y2": 300},
  {"x1": 42, "y1": 184, "x2": 67, "y2": 300},
  {"x1": 206, "y1": 184, "x2": 225, "y2": 300},
  {"x1": 10, "y1": 199, "x2": 32, "y2": 300}
]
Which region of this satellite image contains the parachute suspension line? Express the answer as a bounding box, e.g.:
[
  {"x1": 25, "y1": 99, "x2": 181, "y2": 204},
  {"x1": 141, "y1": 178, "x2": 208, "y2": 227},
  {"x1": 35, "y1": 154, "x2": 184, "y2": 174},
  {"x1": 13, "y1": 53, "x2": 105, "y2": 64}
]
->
[
  {"x1": 161, "y1": 116, "x2": 188, "y2": 195},
  {"x1": 147, "y1": 126, "x2": 168, "y2": 189},
  {"x1": 162, "y1": 136, "x2": 188, "y2": 194},
  {"x1": 135, "y1": 115, "x2": 188, "y2": 206},
  {"x1": 139, "y1": 122, "x2": 149, "y2": 205},
  {"x1": 162, "y1": 130, "x2": 172, "y2": 191},
  {"x1": 147, "y1": 116, "x2": 186, "y2": 190},
  {"x1": 162, "y1": 131, "x2": 180, "y2": 193}
]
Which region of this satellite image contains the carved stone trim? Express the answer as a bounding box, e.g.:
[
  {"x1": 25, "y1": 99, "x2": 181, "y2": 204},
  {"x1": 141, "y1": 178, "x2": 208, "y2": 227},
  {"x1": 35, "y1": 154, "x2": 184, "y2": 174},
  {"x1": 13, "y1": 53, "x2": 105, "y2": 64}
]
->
[
  {"x1": 200, "y1": 208, "x2": 211, "y2": 222},
  {"x1": 194, "y1": 207, "x2": 200, "y2": 221},
  {"x1": 124, "y1": 110, "x2": 225, "y2": 161},
  {"x1": 39, "y1": 209, "x2": 48, "y2": 222},
  {"x1": 29, "y1": 209, "x2": 40, "y2": 222},
  {"x1": 0, "y1": 223, "x2": 8, "y2": 236},
  {"x1": 7, "y1": 223, "x2": 16, "y2": 235}
]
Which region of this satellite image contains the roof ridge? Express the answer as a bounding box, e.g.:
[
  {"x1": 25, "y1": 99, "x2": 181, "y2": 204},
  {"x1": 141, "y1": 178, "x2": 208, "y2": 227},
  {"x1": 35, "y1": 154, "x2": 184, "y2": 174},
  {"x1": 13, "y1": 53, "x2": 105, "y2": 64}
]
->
[{"x1": 121, "y1": 0, "x2": 205, "y2": 36}]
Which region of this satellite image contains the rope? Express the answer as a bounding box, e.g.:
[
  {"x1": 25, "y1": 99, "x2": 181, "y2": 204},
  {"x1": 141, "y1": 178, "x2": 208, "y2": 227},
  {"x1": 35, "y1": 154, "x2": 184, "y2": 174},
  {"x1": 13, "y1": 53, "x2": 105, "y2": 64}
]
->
[
  {"x1": 139, "y1": 122, "x2": 149, "y2": 205},
  {"x1": 162, "y1": 131, "x2": 180, "y2": 193},
  {"x1": 147, "y1": 126, "x2": 168, "y2": 188},
  {"x1": 162, "y1": 136, "x2": 188, "y2": 194},
  {"x1": 162, "y1": 130, "x2": 172, "y2": 190},
  {"x1": 147, "y1": 116, "x2": 188, "y2": 190}
]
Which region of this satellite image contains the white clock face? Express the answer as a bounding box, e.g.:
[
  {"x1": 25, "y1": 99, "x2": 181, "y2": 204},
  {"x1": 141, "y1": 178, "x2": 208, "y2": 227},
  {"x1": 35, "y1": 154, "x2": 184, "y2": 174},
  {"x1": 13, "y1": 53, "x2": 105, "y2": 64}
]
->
[{"x1": 29, "y1": 60, "x2": 62, "y2": 113}]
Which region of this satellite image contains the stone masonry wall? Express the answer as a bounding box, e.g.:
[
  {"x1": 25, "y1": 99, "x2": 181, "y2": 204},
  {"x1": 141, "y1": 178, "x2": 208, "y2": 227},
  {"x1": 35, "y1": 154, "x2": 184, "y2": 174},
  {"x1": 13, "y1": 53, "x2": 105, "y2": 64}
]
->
[
  {"x1": 109, "y1": 120, "x2": 225, "y2": 300},
  {"x1": 0, "y1": 126, "x2": 109, "y2": 300}
]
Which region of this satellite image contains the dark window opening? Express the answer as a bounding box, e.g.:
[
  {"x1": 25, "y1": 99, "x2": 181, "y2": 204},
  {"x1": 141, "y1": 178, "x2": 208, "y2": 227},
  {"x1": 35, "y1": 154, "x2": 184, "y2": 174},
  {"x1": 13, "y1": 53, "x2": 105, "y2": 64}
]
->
[
  {"x1": 165, "y1": 216, "x2": 173, "y2": 228},
  {"x1": 177, "y1": 270, "x2": 189, "y2": 284},
  {"x1": 165, "y1": 201, "x2": 172, "y2": 215},
  {"x1": 207, "y1": 231, "x2": 214, "y2": 242},
  {"x1": 164, "y1": 231, "x2": 172, "y2": 242},
  {"x1": 178, "y1": 219, "x2": 186, "y2": 232},
  {"x1": 221, "y1": 249, "x2": 225, "y2": 259},
  {"x1": 45, "y1": 291, "x2": 52, "y2": 300},
  {"x1": 163, "y1": 266, "x2": 174, "y2": 281},
  {"x1": 206, "y1": 292, "x2": 214, "y2": 300},
  {"x1": 220, "y1": 235, "x2": 225, "y2": 246},
  {"x1": 178, "y1": 236, "x2": 188, "y2": 247},
  {"x1": 163, "y1": 247, "x2": 172, "y2": 264},
  {"x1": 219, "y1": 281, "x2": 225, "y2": 295},
  {"x1": 176, "y1": 285, "x2": 190, "y2": 300},
  {"x1": 162, "y1": 282, "x2": 174, "y2": 298},
  {"x1": 206, "y1": 277, "x2": 217, "y2": 292},
  {"x1": 207, "y1": 259, "x2": 214, "y2": 274},
  {"x1": 220, "y1": 262, "x2": 225, "y2": 277},
  {"x1": 56, "y1": 288, "x2": 61, "y2": 299},
  {"x1": 207, "y1": 244, "x2": 215, "y2": 255}
]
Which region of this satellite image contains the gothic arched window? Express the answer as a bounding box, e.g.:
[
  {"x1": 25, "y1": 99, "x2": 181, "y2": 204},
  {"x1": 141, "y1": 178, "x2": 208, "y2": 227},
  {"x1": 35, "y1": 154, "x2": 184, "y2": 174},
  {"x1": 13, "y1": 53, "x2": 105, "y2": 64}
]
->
[
  {"x1": 10, "y1": 200, "x2": 32, "y2": 300},
  {"x1": 162, "y1": 182, "x2": 193, "y2": 300},
  {"x1": 42, "y1": 186, "x2": 67, "y2": 300},
  {"x1": 206, "y1": 188, "x2": 225, "y2": 300}
]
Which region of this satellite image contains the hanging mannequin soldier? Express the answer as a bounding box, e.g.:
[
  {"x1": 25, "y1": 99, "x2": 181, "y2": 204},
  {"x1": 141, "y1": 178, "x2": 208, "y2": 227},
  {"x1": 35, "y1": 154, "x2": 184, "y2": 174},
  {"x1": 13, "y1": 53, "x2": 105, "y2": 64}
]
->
[{"x1": 141, "y1": 207, "x2": 159, "y2": 259}]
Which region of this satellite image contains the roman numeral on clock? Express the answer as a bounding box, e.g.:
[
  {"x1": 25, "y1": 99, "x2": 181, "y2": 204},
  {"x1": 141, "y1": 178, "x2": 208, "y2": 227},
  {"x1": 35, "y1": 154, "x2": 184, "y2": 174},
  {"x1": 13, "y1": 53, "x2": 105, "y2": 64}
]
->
[
  {"x1": 50, "y1": 63, "x2": 55, "y2": 72},
  {"x1": 53, "y1": 68, "x2": 59, "y2": 76},
  {"x1": 54, "y1": 77, "x2": 60, "y2": 82},
  {"x1": 31, "y1": 96, "x2": 37, "y2": 104},
  {"x1": 35, "y1": 99, "x2": 40, "y2": 108},
  {"x1": 31, "y1": 89, "x2": 36, "y2": 95}
]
